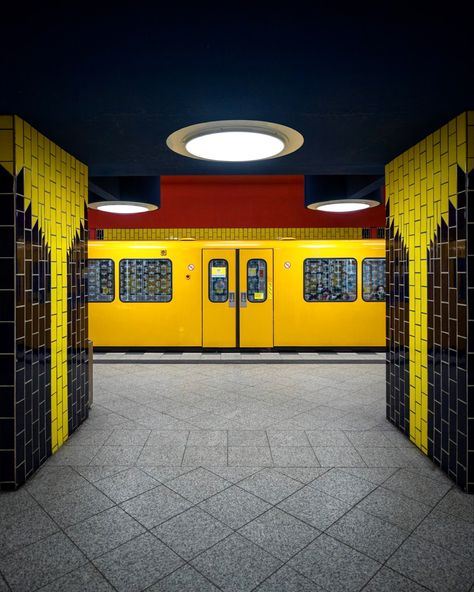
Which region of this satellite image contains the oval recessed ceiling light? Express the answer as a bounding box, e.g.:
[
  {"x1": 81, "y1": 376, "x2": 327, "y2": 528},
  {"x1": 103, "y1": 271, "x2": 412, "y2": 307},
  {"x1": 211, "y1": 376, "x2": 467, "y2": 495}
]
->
[
  {"x1": 167, "y1": 120, "x2": 304, "y2": 162},
  {"x1": 314, "y1": 200, "x2": 374, "y2": 213},
  {"x1": 88, "y1": 201, "x2": 158, "y2": 214}
]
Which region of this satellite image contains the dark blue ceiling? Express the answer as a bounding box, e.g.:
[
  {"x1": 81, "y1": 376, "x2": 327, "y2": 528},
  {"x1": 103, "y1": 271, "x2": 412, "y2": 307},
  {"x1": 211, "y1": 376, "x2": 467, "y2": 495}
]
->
[{"x1": 1, "y1": 6, "x2": 472, "y2": 176}]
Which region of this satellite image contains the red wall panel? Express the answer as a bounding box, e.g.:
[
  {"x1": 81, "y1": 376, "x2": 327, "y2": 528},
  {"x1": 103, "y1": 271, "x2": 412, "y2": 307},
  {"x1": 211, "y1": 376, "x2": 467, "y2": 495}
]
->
[{"x1": 88, "y1": 175, "x2": 385, "y2": 231}]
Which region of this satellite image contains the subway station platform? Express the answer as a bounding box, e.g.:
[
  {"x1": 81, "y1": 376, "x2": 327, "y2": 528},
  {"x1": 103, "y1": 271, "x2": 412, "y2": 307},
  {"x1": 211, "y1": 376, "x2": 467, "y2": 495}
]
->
[
  {"x1": 93, "y1": 351, "x2": 386, "y2": 364},
  {"x1": 1, "y1": 362, "x2": 472, "y2": 591}
]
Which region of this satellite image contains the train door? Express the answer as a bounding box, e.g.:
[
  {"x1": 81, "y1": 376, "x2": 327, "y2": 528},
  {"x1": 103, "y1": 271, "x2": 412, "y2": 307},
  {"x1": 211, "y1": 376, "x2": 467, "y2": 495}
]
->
[
  {"x1": 202, "y1": 248, "x2": 273, "y2": 348},
  {"x1": 239, "y1": 249, "x2": 273, "y2": 347},
  {"x1": 202, "y1": 249, "x2": 237, "y2": 347}
]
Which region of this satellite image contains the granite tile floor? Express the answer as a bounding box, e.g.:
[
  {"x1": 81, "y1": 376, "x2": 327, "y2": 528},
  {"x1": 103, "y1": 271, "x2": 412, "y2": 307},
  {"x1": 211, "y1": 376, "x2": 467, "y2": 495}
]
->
[{"x1": 1, "y1": 362, "x2": 473, "y2": 592}]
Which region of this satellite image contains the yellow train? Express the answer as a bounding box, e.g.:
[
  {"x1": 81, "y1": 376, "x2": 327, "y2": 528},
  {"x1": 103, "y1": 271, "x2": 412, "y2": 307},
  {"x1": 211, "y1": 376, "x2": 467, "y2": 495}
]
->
[{"x1": 88, "y1": 240, "x2": 386, "y2": 348}]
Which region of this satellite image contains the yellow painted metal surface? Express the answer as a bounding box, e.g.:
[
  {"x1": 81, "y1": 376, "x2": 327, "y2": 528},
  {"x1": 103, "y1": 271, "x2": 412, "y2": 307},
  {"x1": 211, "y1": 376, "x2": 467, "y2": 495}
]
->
[
  {"x1": 273, "y1": 241, "x2": 385, "y2": 347},
  {"x1": 202, "y1": 249, "x2": 237, "y2": 347},
  {"x1": 89, "y1": 242, "x2": 202, "y2": 347},
  {"x1": 239, "y1": 249, "x2": 274, "y2": 348},
  {"x1": 89, "y1": 239, "x2": 386, "y2": 348}
]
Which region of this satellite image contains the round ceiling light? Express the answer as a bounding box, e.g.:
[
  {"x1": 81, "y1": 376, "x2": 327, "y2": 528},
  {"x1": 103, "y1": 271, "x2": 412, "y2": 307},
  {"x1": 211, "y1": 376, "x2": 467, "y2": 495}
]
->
[
  {"x1": 306, "y1": 198, "x2": 380, "y2": 213},
  {"x1": 167, "y1": 120, "x2": 304, "y2": 162},
  {"x1": 88, "y1": 201, "x2": 158, "y2": 214}
]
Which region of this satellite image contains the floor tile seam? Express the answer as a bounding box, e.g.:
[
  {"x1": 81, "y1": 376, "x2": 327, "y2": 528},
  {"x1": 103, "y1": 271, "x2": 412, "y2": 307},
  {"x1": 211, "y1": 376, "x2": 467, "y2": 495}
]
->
[
  {"x1": 93, "y1": 475, "x2": 163, "y2": 506},
  {"x1": 383, "y1": 560, "x2": 441, "y2": 592},
  {"x1": 170, "y1": 528, "x2": 238, "y2": 568},
  {"x1": 196, "y1": 490, "x2": 273, "y2": 532},
  {"x1": 326, "y1": 506, "x2": 413, "y2": 564},
  {"x1": 22, "y1": 494, "x2": 117, "y2": 534},
  {"x1": 87, "y1": 528, "x2": 176, "y2": 571},
  {"x1": 65, "y1": 465, "x2": 143, "y2": 498},
  {"x1": 26, "y1": 530, "x2": 91, "y2": 592},
  {"x1": 352, "y1": 486, "x2": 431, "y2": 533},
  {"x1": 0, "y1": 572, "x2": 12, "y2": 592},
  {"x1": 376, "y1": 483, "x2": 435, "y2": 514},
  {"x1": 360, "y1": 563, "x2": 435, "y2": 592},
  {"x1": 310, "y1": 445, "x2": 368, "y2": 469},
  {"x1": 286, "y1": 530, "x2": 385, "y2": 589},
  {"x1": 141, "y1": 560, "x2": 226, "y2": 592},
  {"x1": 233, "y1": 475, "x2": 307, "y2": 507},
  {"x1": 408, "y1": 488, "x2": 474, "y2": 555},
  {"x1": 264, "y1": 429, "x2": 275, "y2": 468},
  {"x1": 337, "y1": 466, "x2": 398, "y2": 487},
  {"x1": 140, "y1": 465, "x2": 195, "y2": 483},
  {"x1": 235, "y1": 526, "x2": 323, "y2": 584},
  {"x1": 314, "y1": 479, "x2": 393, "y2": 535},
  {"x1": 204, "y1": 465, "x2": 261, "y2": 485},
  {"x1": 165, "y1": 474, "x2": 235, "y2": 506},
  {"x1": 0, "y1": 526, "x2": 65, "y2": 562},
  {"x1": 179, "y1": 432, "x2": 191, "y2": 466},
  {"x1": 266, "y1": 536, "x2": 346, "y2": 592},
  {"x1": 380, "y1": 474, "x2": 454, "y2": 507}
]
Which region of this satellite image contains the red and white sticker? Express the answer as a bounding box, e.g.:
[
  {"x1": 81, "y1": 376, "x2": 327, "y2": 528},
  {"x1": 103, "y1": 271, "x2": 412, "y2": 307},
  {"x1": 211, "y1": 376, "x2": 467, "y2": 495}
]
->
[
  {"x1": 284, "y1": 261, "x2": 291, "y2": 269},
  {"x1": 187, "y1": 263, "x2": 195, "y2": 271}
]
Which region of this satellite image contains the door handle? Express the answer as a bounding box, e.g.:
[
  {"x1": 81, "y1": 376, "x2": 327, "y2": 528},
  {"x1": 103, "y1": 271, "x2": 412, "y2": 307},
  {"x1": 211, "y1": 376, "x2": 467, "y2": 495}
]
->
[
  {"x1": 229, "y1": 292, "x2": 236, "y2": 308},
  {"x1": 240, "y1": 292, "x2": 247, "y2": 308}
]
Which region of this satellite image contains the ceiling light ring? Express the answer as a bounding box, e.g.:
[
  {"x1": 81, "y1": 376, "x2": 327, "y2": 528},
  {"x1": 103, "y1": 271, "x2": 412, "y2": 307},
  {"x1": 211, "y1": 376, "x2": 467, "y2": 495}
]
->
[
  {"x1": 167, "y1": 119, "x2": 303, "y2": 162},
  {"x1": 307, "y1": 198, "x2": 380, "y2": 213},
  {"x1": 88, "y1": 200, "x2": 158, "y2": 214}
]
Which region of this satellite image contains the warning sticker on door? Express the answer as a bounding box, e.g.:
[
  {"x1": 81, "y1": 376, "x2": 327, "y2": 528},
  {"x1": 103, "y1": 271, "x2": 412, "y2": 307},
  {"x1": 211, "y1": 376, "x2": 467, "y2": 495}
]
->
[
  {"x1": 211, "y1": 267, "x2": 227, "y2": 277},
  {"x1": 253, "y1": 292, "x2": 264, "y2": 300}
]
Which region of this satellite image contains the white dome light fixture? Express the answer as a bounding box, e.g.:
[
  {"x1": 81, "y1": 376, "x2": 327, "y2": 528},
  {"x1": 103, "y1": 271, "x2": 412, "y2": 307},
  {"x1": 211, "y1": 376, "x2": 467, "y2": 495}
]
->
[
  {"x1": 308, "y1": 200, "x2": 375, "y2": 213},
  {"x1": 304, "y1": 175, "x2": 384, "y2": 213},
  {"x1": 89, "y1": 200, "x2": 158, "y2": 214},
  {"x1": 167, "y1": 120, "x2": 304, "y2": 162},
  {"x1": 89, "y1": 201, "x2": 157, "y2": 214}
]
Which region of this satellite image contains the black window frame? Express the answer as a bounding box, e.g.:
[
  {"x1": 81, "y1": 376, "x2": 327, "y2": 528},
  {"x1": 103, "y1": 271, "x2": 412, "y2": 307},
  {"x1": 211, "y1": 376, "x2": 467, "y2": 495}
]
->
[
  {"x1": 119, "y1": 258, "x2": 173, "y2": 303},
  {"x1": 87, "y1": 258, "x2": 115, "y2": 303},
  {"x1": 303, "y1": 257, "x2": 358, "y2": 303},
  {"x1": 361, "y1": 257, "x2": 386, "y2": 302},
  {"x1": 208, "y1": 259, "x2": 229, "y2": 303},
  {"x1": 247, "y1": 258, "x2": 268, "y2": 303}
]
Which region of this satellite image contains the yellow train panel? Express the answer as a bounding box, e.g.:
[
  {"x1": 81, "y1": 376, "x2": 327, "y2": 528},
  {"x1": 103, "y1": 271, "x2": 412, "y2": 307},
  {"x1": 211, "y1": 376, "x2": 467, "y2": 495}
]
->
[
  {"x1": 88, "y1": 239, "x2": 385, "y2": 348},
  {"x1": 203, "y1": 248, "x2": 237, "y2": 347},
  {"x1": 89, "y1": 242, "x2": 202, "y2": 347},
  {"x1": 239, "y1": 248, "x2": 274, "y2": 348},
  {"x1": 273, "y1": 241, "x2": 385, "y2": 347}
]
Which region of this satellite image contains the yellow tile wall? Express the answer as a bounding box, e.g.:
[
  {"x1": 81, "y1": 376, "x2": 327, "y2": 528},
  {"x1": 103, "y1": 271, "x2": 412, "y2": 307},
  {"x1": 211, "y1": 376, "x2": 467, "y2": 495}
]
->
[
  {"x1": 385, "y1": 111, "x2": 470, "y2": 453},
  {"x1": 101, "y1": 227, "x2": 370, "y2": 241},
  {"x1": 1, "y1": 115, "x2": 88, "y2": 453}
]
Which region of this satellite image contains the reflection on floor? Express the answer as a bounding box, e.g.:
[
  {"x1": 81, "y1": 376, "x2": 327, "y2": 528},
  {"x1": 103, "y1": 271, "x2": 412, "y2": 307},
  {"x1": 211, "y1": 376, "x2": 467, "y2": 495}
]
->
[{"x1": 0, "y1": 363, "x2": 473, "y2": 592}]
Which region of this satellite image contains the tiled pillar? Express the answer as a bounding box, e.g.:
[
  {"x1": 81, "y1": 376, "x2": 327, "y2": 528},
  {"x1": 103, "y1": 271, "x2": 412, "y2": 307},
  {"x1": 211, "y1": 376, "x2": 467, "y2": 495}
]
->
[
  {"x1": 0, "y1": 116, "x2": 89, "y2": 489},
  {"x1": 386, "y1": 111, "x2": 473, "y2": 492}
]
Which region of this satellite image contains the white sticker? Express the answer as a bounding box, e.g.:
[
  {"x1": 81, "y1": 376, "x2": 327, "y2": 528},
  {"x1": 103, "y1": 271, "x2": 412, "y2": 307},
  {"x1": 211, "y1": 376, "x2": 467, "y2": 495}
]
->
[
  {"x1": 284, "y1": 261, "x2": 291, "y2": 269},
  {"x1": 188, "y1": 263, "x2": 195, "y2": 271}
]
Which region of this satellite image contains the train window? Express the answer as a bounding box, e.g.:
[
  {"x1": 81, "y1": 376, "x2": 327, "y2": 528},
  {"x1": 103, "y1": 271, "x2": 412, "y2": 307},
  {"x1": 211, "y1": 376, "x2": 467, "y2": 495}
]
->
[
  {"x1": 209, "y1": 259, "x2": 228, "y2": 302},
  {"x1": 362, "y1": 258, "x2": 386, "y2": 301},
  {"x1": 119, "y1": 259, "x2": 172, "y2": 302},
  {"x1": 304, "y1": 258, "x2": 357, "y2": 302},
  {"x1": 88, "y1": 259, "x2": 114, "y2": 302},
  {"x1": 247, "y1": 259, "x2": 267, "y2": 303}
]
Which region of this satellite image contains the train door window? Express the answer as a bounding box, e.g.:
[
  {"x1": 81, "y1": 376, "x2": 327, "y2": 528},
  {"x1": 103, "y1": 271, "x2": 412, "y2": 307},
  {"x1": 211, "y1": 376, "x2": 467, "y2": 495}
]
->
[
  {"x1": 209, "y1": 259, "x2": 229, "y2": 302},
  {"x1": 362, "y1": 258, "x2": 386, "y2": 301},
  {"x1": 88, "y1": 259, "x2": 114, "y2": 302},
  {"x1": 304, "y1": 258, "x2": 357, "y2": 302},
  {"x1": 119, "y1": 259, "x2": 172, "y2": 302},
  {"x1": 247, "y1": 259, "x2": 267, "y2": 302}
]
